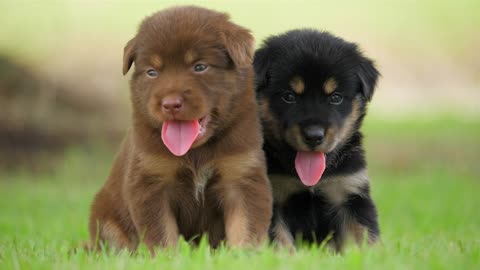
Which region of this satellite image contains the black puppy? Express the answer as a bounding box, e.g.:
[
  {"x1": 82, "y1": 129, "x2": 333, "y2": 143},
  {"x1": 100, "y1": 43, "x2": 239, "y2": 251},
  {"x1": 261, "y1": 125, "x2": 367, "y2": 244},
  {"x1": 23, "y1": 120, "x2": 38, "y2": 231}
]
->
[{"x1": 254, "y1": 29, "x2": 380, "y2": 252}]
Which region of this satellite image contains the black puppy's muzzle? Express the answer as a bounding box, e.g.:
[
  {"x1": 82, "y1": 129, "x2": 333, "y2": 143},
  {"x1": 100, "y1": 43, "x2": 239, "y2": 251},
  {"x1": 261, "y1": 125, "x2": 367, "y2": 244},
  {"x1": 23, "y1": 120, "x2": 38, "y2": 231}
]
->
[{"x1": 302, "y1": 125, "x2": 325, "y2": 148}]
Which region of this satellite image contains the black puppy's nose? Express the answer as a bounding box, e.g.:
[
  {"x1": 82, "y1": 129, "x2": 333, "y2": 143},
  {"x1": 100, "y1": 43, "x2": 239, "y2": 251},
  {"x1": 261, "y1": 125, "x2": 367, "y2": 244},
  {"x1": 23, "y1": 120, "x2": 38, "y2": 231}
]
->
[{"x1": 303, "y1": 126, "x2": 325, "y2": 147}]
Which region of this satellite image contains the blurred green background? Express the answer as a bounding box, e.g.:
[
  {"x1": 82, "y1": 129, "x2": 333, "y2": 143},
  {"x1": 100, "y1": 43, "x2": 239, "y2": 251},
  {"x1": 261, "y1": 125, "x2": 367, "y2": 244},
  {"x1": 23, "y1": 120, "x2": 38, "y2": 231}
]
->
[
  {"x1": 1, "y1": 0, "x2": 479, "y2": 168},
  {"x1": 0, "y1": 1, "x2": 479, "y2": 269}
]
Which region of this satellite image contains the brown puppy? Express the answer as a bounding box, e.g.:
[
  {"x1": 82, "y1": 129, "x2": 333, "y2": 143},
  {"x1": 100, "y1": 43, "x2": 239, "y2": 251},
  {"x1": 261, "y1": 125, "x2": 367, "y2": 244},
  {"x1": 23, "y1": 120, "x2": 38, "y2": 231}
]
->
[{"x1": 88, "y1": 6, "x2": 272, "y2": 252}]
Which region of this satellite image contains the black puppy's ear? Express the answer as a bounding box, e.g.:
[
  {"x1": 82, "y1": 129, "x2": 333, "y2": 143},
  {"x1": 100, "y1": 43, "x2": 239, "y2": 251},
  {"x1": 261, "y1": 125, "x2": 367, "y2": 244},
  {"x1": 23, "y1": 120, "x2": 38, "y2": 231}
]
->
[
  {"x1": 253, "y1": 47, "x2": 272, "y2": 90},
  {"x1": 357, "y1": 57, "x2": 380, "y2": 101},
  {"x1": 123, "y1": 37, "x2": 137, "y2": 75}
]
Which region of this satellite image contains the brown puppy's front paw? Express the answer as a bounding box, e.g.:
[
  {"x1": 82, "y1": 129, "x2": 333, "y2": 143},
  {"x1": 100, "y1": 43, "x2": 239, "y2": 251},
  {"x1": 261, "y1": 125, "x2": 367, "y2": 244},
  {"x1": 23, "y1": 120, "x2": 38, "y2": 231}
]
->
[
  {"x1": 225, "y1": 206, "x2": 250, "y2": 248},
  {"x1": 223, "y1": 195, "x2": 272, "y2": 249}
]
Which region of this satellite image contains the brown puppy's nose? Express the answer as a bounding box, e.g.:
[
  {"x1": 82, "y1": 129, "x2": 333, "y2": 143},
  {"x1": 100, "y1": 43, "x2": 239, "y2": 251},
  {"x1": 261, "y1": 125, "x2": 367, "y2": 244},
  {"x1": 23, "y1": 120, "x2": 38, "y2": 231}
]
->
[{"x1": 162, "y1": 95, "x2": 184, "y2": 115}]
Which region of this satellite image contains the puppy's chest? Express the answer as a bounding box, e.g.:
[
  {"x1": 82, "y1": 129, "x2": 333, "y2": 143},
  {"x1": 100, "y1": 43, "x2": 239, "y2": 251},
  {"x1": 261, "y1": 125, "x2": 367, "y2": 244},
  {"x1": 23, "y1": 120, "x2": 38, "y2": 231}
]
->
[
  {"x1": 174, "y1": 161, "x2": 218, "y2": 204},
  {"x1": 174, "y1": 164, "x2": 221, "y2": 235},
  {"x1": 271, "y1": 169, "x2": 369, "y2": 206},
  {"x1": 189, "y1": 165, "x2": 215, "y2": 202}
]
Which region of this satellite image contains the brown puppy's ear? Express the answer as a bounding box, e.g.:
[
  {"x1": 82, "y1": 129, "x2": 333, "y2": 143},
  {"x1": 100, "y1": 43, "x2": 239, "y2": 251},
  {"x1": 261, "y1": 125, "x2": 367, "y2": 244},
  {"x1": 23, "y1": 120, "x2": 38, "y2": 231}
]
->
[
  {"x1": 221, "y1": 24, "x2": 255, "y2": 68},
  {"x1": 123, "y1": 37, "x2": 137, "y2": 75}
]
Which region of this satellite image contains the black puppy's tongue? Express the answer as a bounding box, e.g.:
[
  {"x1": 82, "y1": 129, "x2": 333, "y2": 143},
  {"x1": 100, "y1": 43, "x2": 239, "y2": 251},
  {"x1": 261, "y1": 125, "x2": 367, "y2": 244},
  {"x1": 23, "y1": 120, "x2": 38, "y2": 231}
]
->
[{"x1": 295, "y1": 151, "x2": 326, "y2": 186}]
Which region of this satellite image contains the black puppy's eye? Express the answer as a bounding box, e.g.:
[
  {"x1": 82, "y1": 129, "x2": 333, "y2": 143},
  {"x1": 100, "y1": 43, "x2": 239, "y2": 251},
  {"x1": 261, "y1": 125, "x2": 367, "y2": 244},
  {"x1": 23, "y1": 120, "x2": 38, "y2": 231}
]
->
[
  {"x1": 329, "y1": 93, "x2": 343, "y2": 105},
  {"x1": 146, "y1": 69, "x2": 158, "y2": 78},
  {"x1": 282, "y1": 91, "x2": 296, "y2": 103},
  {"x1": 193, "y1": 63, "x2": 208, "y2": 73}
]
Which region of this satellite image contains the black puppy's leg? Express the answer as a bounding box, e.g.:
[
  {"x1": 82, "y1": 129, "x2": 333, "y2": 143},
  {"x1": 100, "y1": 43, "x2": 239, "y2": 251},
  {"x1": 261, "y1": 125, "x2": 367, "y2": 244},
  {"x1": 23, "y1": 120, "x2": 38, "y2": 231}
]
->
[
  {"x1": 344, "y1": 192, "x2": 380, "y2": 245},
  {"x1": 269, "y1": 207, "x2": 295, "y2": 251}
]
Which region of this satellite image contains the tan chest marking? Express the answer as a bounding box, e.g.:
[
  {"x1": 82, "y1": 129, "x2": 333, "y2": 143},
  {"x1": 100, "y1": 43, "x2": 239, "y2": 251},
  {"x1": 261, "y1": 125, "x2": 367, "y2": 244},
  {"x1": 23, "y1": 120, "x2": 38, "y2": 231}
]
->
[
  {"x1": 192, "y1": 165, "x2": 214, "y2": 202},
  {"x1": 136, "y1": 152, "x2": 214, "y2": 201},
  {"x1": 270, "y1": 168, "x2": 368, "y2": 206},
  {"x1": 269, "y1": 174, "x2": 309, "y2": 203},
  {"x1": 315, "y1": 169, "x2": 369, "y2": 206}
]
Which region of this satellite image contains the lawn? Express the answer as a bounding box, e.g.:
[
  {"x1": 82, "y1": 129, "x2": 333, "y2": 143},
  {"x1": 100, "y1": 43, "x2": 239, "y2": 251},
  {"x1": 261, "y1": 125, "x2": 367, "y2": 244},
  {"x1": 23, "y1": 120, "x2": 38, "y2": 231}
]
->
[
  {"x1": 1, "y1": 1, "x2": 479, "y2": 268},
  {"x1": 1, "y1": 116, "x2": 479, "y2": 269}
]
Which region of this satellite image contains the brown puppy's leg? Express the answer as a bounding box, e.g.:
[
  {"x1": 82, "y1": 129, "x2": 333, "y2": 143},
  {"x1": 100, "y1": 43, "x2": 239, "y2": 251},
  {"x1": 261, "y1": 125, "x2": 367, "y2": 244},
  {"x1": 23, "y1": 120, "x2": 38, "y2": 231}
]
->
[
  {"x1": 221, "y1": 172, "x2": 272, "y2": 248},
  {"x1": 206, "y1": 209, "x2": 226, "y2": 248},
  {"x1": 126, "y1": 178, "x2": 179, "y2": 252},
  {"x1": 223, "y1": 196, "x2": 249, "y2": 247},
  {"x1": 88, "y1": 189, "x2": 137, "y2": 251},
  {"x1": 100, "y1": 219, "x2": 136, "y2": 251}
]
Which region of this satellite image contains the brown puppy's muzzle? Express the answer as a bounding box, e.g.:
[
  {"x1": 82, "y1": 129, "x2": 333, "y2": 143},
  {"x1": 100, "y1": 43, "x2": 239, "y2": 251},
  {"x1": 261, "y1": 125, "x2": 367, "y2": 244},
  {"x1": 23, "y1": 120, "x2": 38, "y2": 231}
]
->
[
  {"x1": 161, "y1": 94, "x2": 184, "y2": 116},
  {"x1": 148, "y1": 88, "x2": 208, "y2": 122}
]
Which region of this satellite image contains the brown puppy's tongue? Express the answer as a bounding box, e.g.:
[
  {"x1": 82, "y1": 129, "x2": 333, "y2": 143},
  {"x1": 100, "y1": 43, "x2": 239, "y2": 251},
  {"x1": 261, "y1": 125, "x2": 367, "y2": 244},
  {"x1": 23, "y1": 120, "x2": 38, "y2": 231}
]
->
[
  {"x1": 295, "y1": 151, "x2": 326, "y2": 186},
  {"x1": 161, "y1": 120, "x2": 200, "y2": 156}
]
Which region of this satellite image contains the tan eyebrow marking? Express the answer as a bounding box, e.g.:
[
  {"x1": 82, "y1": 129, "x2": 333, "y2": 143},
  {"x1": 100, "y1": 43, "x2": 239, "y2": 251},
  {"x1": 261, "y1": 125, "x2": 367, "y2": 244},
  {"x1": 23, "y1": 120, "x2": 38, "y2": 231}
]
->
[
  {"x1": 324, "y1": 78, "x2": 338, "y2": 94},
  {"x1": 289, "y1": 76, "x2": 305, "y2": 94},
  {"x1": 150, "y1": 55, "x2": 163, "y2": 68},
  {"x1": 184, "y1": 50, "x2": 197, "y2": 64}
]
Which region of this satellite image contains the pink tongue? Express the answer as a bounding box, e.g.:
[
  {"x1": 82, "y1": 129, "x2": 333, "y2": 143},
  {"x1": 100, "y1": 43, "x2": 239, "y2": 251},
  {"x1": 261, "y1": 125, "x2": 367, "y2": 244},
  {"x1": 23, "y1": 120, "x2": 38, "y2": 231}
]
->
[
  {"x1": 161, "y1": 120, "x2": 200, "y2": 156},
  {"x1": 295, "y1": 151, "x2": 326, "y2": 186}
]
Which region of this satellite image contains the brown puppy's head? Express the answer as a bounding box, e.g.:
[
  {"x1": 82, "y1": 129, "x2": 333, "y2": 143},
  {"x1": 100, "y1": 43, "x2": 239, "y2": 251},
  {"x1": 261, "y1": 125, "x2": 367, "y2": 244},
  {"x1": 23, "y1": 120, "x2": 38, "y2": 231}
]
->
[{"x1": 123, "y1": 6, "x2": 254, "y2": 154}]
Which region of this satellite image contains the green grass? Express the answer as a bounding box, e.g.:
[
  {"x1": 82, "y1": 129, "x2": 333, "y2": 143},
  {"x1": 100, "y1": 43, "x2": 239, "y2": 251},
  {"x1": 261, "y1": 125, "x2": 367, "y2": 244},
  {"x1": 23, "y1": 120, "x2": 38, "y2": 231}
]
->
[
  {"x1": 1, "y1": 2, "x2": 479, "y2": 267},
  {"x1": 1, "y1": 116, "x2": 479, "y2": 269}
]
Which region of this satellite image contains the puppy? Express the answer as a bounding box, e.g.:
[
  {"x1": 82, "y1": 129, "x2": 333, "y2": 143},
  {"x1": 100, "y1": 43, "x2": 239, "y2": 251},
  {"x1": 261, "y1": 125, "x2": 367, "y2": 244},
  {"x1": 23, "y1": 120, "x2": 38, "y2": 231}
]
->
[
  {"x1": 254, "y1": 29, "x2": 380, "y2": 252},
  {"x1": 88, "y1": 6, "x2": 272, "y2": 252}
]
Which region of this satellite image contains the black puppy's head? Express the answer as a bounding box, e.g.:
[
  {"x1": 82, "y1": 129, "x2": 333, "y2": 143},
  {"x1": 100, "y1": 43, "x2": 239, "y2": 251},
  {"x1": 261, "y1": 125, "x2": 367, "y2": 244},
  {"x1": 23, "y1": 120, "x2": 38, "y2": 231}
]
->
[{"x1": 254, "y1": 29, "x2": 379, "y2": 153}]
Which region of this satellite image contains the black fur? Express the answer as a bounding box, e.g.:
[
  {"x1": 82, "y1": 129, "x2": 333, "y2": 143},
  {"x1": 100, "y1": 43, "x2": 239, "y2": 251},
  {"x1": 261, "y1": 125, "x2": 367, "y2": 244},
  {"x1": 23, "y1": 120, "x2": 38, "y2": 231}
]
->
[{"x1": 255, "y1": 29, "x2": 380, "y2": 251}]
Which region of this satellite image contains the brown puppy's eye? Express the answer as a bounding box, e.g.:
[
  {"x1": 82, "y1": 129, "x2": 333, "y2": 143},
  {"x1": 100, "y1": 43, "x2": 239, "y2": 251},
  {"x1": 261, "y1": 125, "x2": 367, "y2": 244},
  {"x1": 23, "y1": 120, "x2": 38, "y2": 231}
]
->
[
  {"x1": 146, "y1": 69, "x2": 158, "y2": 78},
  {"x1": 329, "y1": 93, "x2": 343, "y2": 105},
  {"x1": 193, "y1": 63, "x2": 208, "y2": 73},
  {"x1": 282, "y1": 91, "x2": 296, "y2": 103}
]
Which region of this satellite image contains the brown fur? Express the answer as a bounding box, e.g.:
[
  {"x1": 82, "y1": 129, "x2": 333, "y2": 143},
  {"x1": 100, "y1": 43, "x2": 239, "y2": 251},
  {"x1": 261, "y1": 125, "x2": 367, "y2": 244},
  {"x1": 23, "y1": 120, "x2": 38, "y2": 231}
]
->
[{"x1": 88, "y1": 6, "x2": 272, "y2": 252}]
